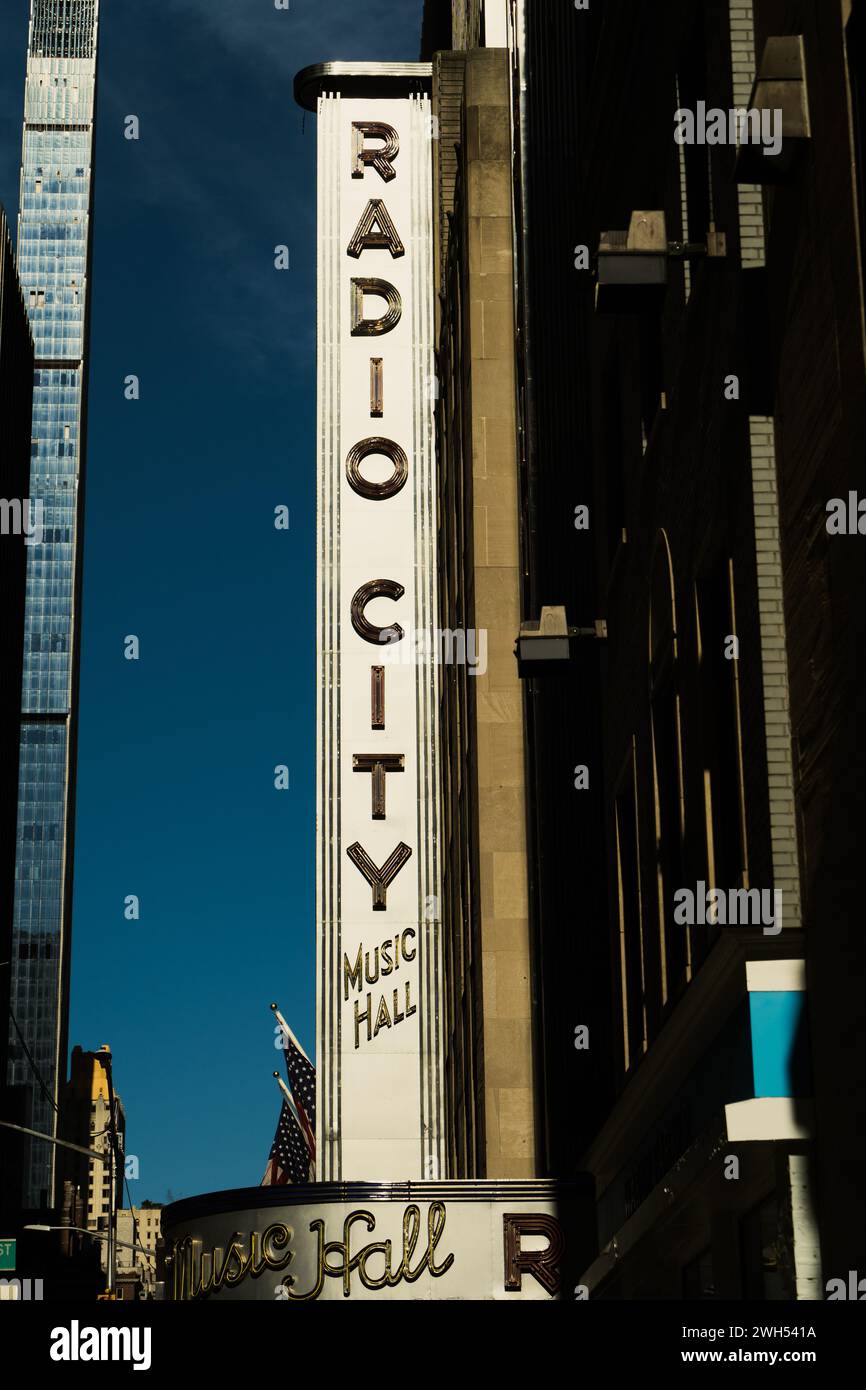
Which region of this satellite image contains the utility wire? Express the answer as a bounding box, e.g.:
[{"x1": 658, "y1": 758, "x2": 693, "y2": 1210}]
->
[
  {"x1": 7, "y1": 1002, "x2": 58, "y2": 1113},
  {"x1": 6, "y1": 981, "x2": 153, "y2": 1277}
]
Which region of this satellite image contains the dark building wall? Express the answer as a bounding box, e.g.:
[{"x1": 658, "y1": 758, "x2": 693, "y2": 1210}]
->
[
  {"x1": 0, "y1": 205, "x2": 34, "y2": 1221},
  {"x1": 433, "y1": 48, "x2": 541, "y2": 1179},
  {"x1": 425, "y1": 0, "x2": 615, "y2": 1191},
  {"x1": 427, "y1": 0, "x2": 864, "y2": 1282},
  {"x1": 433, "y1": 51, "x2": 484, "y2": 1176},
  {"x1": 576, "y1": 1, "x2": 804, "y2": 1293},
  {"x1": 421, "y1": 0, "x2": 453, "y2": 59},
  {"x1": 516, "y1": 0, "x2": 614, "y2": 1174},
  {"x1": 564, "y1": 0, "x2": 864, "y2": 1290},
  {"x1": 751, "y1": 0, "x2": 866, "y2": 1278},
  {"x1": 581, "y1": 0, "x2": 777, "y2": 1087}
]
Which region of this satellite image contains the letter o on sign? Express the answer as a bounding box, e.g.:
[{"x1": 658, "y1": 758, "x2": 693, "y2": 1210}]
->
[{"x1": 346, "y1": 437, "x2": 408, "y2": 501}]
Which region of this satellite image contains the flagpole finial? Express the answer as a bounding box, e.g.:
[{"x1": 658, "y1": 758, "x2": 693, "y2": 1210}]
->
[
  {"x1": 269, "y1": 1002, "x2": 277, "y2": 1012},
  {"x1": 273, "y1": 1071, "x2": 280, "y2": 1079}
]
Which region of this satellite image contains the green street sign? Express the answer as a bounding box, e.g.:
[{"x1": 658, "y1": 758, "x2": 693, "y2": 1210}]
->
[{"x1": 0, "y1": 1240, "x2": 15, "y2": 1272}]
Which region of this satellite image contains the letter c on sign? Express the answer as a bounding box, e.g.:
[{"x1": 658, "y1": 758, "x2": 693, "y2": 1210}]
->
[
  {"x1": 351, "y1": 580, "x2": 404, "y2": 646},
  {"x1": 346, "y1": 438, "x2": 408, "y2": 501}
]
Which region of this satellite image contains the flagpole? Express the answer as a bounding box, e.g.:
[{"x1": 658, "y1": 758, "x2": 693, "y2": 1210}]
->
[
  {"x1": 272, "y1": 1072, "x2": 316, "y2": 1181},
  {"x1": 269, "y1": 1001, "x2": 312, "y2": 1064},
  {"x1": 271, "y1": 1071, "x2": 304, "y2": 1131}
]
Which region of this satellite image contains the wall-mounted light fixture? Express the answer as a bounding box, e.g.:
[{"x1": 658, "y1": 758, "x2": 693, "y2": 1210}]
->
[
  {"x1": 735, "y1": 36, "x2": 810, "y2": 184},
  {"x1": 595, "y1": 211, "x2": 726, "y2": 313},
  {"x1": 515, "y1": 606, "x2": 607, "y2": 678}
]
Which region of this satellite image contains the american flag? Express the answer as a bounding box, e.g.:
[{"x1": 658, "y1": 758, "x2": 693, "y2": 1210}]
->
[
  {"x1": 280, "y1": 1029, "x2": 316, "y2": 1164},
  {"x1": 261, "y1": 1098, "x2": 312, "y2": 1186}
]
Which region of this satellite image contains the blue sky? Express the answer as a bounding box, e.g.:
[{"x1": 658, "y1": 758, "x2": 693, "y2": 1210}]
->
[{"x1": 0, "y1": 0, "x2": 423, "y2": 1204}]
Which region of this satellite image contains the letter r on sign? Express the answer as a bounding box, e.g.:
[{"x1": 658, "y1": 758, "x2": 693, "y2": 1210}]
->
[{"x1": 503, "y1": 1214, "x2": 564, "y2": 1295}]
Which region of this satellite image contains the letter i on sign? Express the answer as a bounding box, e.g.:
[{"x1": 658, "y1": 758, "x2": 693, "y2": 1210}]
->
[
  {"x1": 370, "y1": 358, "x2": 383, "y2": 417},
  {"x1": 371, "y1": 666, "x2": 385, "y2": 730}
]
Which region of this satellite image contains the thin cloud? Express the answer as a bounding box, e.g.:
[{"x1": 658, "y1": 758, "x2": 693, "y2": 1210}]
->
[
  {"x1": 173, "y1": 0, "x2": 422, "y2": 69},
  {"x1": 92, "y1": 0, "x2": 422, "y2": 369}
]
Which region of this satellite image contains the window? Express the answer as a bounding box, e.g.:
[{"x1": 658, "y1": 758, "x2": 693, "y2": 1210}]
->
[
  {"x1": 695, "y1": 562, "x2": 748, "y2": 919},
  {"x1": 740, "y1": 1193, "x2": 785, "y2": 1300},
  {"x1": 602, "y1": 349, "x2": 627, "y2": 560},
  {"x1": 683, "y1": 1248, "x2": 717, "y2": 1299},
  {"x1": 674, "y1": 11, "x2": 717, "y2": 308},
  {"x1": 846, "y1": 2, "x2": 866, "y2": 310},
  {"x1": 615, "y1": 744, "x2": 646, "y2": 1072},
  {"x1": 676, "y1": 11, "x2": 712, "y2": 249},
  {"x1": 649, "y1": 533, "x2": 688, "y2": 999},
  {"x1": 639, "y1": 316, "x2": 665, "y2": 446}
]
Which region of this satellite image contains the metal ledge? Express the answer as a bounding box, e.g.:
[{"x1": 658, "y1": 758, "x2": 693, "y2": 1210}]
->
[
  {"x1": 163, "y1": 1177, "x2": 592, "y2": 1226},
  {"x1": 294, "y1": 61, "x2": 432, "y2": 112}
]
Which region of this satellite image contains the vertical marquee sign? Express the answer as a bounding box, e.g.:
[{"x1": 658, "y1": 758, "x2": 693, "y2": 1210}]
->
[{"x1": 298, "y1": 64, "x2": 443, "y2": 1181}]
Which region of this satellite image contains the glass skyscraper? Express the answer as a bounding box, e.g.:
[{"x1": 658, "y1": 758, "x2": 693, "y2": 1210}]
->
[{"x1": 6, "y1": 0, "x2": 100, "y2": 1210}]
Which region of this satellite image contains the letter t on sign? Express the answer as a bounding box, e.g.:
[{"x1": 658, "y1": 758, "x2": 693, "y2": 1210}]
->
[{"x1": 353, "y1": 753, "x2": 404, "y2": 819}]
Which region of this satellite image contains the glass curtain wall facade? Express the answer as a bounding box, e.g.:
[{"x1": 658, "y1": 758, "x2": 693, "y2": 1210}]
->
[{"x1": 6, "y1": 0, "x2": 100, "y2": 1210}]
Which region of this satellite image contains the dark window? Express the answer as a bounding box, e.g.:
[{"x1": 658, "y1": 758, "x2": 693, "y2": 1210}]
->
[
  {"x1": 741, "y1": 1193, "x2": 785, "y2": 1300},
  {"x1": 650, "y1": 537, "x2": 688, "y2": 997},
  {"x1": 677, "y1": 9, "x2": 711, "y2": 248},
  {"x1": 638, "y1": 315, "x2": 665, "y2": 444},
  {"x1": 848, "y1": 3, "x2": 866, "y2": 304},
  {"x1": 683, "y1": 1248, "x2": 717, "y2": 1299},
  {"x1": 695, "y1": 562, "x2": 747, "y2": 908},
  {"x1": 615, "y1": 752, "x2": 645, "y2": 1071},
  {"x1": 603, "y1": 352, "x2": 626, "y2": 560}
]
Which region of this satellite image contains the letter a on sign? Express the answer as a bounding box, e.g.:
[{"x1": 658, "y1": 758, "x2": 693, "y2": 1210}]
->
[{"x1": 347, "y1": 200, "x2": 405, "y2": 259}]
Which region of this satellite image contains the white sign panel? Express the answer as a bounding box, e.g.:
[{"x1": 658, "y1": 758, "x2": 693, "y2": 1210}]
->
[
  {"x1": 166, "y1": 1184, "x2": 581, "y2": 1301},
  {"x1": 315, "y1": 80, "x2": 442, "y2": 1181}
]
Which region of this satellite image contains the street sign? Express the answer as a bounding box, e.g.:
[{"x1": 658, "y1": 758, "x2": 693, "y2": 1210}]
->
[{"x1": 0, "y1": 1239, "x2": 16, "y2": 1272}]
